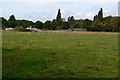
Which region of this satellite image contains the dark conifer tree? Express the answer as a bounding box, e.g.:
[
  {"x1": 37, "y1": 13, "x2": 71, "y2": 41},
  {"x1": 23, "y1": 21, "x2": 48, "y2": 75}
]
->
[
  {"x1": 68, "y1": 16, "x2": 75, "y2": 21},
  {"x1": 8, "y1": 15, "x2": 16, "y2": 21},
  {"x1": 98, "y1": 8, "x2": 103, "y2": 21},
  {"x1": 93, "y1": 15, "x2": 98, "y2": 21},
  {"x1": 55, "y1": 9, "x2": 63, "y2": 29},
  {"x1": 8, "y1": 15, "x2": 16, "y2": 28},
  {"x1": 56, "y1": 9, "x2": 62, "y2": 21}
]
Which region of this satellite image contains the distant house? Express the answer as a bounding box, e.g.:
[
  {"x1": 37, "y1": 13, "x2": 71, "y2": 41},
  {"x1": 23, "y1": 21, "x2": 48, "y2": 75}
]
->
[
  {"x1": 5, "y1": 27, "x2": 14, "y2": 31},
  {"x1": 26, "y1": 27, "x2": 40, "y2": 32}
]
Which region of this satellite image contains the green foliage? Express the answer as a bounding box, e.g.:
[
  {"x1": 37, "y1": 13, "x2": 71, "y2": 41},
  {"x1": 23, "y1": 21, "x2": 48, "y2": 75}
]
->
[
  {"x1": 62, "y1": 22, "x2": 70, "y2": 29},
  {"x1": 21, "y1": 20, "x2": 34, "y2": 28},
  {"x1": 8, "y1": 20, "x2": 17, "y2": 28},
  {"x1": 68, "y1": 16, "x2": 75, "y2": 29},
  {"x1": 4, "y1": 15, "x2": 17, "y2": 28},
  {"x1": 14, "y1": 26, "x2": 31, "y2": 32},
  {"x1": 109, "y1": 17, "x2": 120, "y2": 32},
  {"x1": 56, "y1": 9, "x2": 62, "y2": 21},
  {"x1": 1, "y1": 17, "x2": 8, "y2": 29},
  {"x1": 55, "y1": 25, "x2": 63, "y2": 30},
  {"x1": 98, "y1": 8, "x2": 103, "y2": 21},
  {"x1": 55, "y1": 9, "x2": 63, "y2": 29},
  {"x1": 51, "y1": 19, "x2": 59, "y2": 30},
  {"x1": 102, "y1": 16, "x2": 112, "y2": 31},
  {"x1": 82, "y1": 19, "x2": 92, "y2": 31},
  {"x1": 1, "y1": 8, "x2": 120, "y2": 32},
  {"x1": 68, "y1": 16, "x2": 75, "y2": 21},
  {"x1": 16, "y1": 20, "x2": 22, "y2": 26},
  {"x1": 93, "y1": 15, "x2": 98, "y2": 21},
  {"x1": 94, "y1": 8, "x2": 103, "y2": 21},
  {"x1": 44, "y1": 20, "x2": 52, "y2": 30},
  {"x1": 14, "y1": 26, "x2": 22, "y2": 30},
  {"x1": 8, "y1": 15, "x2": 16, "y2": 21},
  {"x1": 92, "y1": 20, "x2": 103, "y2": 31},
  {"x1": 34, "y1": 21, "x2": 44, "y2": 29}
]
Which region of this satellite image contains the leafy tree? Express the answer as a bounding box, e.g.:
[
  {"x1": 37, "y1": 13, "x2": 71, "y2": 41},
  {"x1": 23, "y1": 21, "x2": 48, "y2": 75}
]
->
[
  {"x1": 109, "y1": 17, "x2": 120, "y2": 32},
  {"x1": 21, "y1": 20, "x2": 34, "y2": 28},
  {"x1": 8, "y1": 15, "x2": 17, "y2": 28},
  {"x1": 8, "y1": 15, "x2": 16, "y2": 21},
  {"x1": 68, "y1": 16, "x2": 75, "y2": 21},
  {"x1": 92, "y1": 20, "x2": 103, "y2": 31},
  {"x1": 62, "y1": 22, "x2": 70, "y2": 29},
  {"x1": 1, "y1": 8, "x2": 119, "y2": 32},
  {"x1": 14, "y1": 26, "x2": 22, "y2": 30},
  {"x1": 51, "y1": 19, "x2": 59, "y2": 30},
  {"x1": 8, "y1": 21, "x2": 16, "y2": 28},
  {"x1": 14, "y1": 26, "x2": 31, "y2": 32},
  {"x1": 44, "y1": 20, "x2": 51, "y2": 30},
  {"x1": 102, "y1": 16, "x2": 112, "y2": 31},
  {"x1": 74, "y1": 19, "x2": 84, "y2": 29},
  {"x1": 56, "y1": 25, "x2": 63, "y2": 30},
  {"x1": 1, "y1": 17, "x2": 8, "y2": 29},
  {"x1": 73, "y1": 21, "x2": 80, "y2": 28},
  {"x1": 68, "y1": 16, "x2": 75, "y2": 29},
  {"x1": 34, "y1": 21, "x2": 44, "y2": 29},
  {"x1": 82, "y1": 19, "x2": 92, "y2": 31},
  {"x1": 16, "y1": 20, "x2": 22, "y2": 26}
]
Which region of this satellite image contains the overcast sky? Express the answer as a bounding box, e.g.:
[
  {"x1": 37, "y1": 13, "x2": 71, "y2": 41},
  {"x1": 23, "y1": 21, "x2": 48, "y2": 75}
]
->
[{"x1": 0, "y1": 0, "x2": 119, "y2": 22}]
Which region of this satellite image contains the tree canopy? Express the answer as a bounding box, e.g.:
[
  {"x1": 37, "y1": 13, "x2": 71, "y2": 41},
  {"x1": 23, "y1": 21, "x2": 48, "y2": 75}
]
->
[{"x1": 1, "y1": 8, "x2": 120, "y2": 32}]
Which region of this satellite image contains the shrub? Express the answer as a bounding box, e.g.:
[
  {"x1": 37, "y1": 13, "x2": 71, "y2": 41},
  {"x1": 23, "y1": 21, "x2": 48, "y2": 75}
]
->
[{"x1": 14, "y1": 26, "x2": 31, "y2": 32}]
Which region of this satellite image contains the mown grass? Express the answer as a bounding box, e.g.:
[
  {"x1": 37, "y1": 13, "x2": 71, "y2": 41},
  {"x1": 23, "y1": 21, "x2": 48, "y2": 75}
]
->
[{"x1": 2, "y1": 31, "x2": 118, "y2": 78}]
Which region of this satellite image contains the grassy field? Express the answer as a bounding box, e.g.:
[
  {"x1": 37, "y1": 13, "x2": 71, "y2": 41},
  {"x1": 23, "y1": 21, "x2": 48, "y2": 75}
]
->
[{"x1": 2, "y1": 31, "x2": 118, "y2": 78}]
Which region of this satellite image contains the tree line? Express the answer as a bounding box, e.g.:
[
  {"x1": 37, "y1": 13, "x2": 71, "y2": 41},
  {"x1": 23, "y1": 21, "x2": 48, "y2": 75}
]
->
[{"x1": 1, "y1": 8, "x2": 120, "y2": 32}]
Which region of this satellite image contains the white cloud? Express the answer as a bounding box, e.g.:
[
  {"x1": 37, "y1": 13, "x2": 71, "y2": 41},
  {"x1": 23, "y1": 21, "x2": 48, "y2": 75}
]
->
[
  {"x1": 22, "y1": 12, "x2": 55, "y2": 22},
  {"x1": 86, "y1": 12, "x2": 94, "y2": 17},
  {"x1": 84, "y1": 12, "x2": 95, "y2": 19},
  {"x1": 62, "y1": 9, "x2": 74, "y2": 19},
  {"x1": 74, "y1": 12, "x2": 82, "y2": 17},
  {"x1": 104, "y1": 10, "x2": 109, "y2": 16},
  {"x1": 1, "y1": 1, "x2": 118, "y2": 22},
  {"x1": 1, "y1": 0, "x2": 119, "y2": 2}
]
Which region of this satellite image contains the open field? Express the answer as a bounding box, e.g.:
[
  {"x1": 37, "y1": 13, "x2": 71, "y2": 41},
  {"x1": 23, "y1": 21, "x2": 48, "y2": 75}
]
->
[{"x1": 2, "y1": 31, "x2": 118, "y2": 78}]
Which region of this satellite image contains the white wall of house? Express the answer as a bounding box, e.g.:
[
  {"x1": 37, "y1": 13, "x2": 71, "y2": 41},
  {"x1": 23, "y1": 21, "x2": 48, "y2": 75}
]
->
[{"x1": 5, "y1": 28, "x2": 14, "y2": 31}]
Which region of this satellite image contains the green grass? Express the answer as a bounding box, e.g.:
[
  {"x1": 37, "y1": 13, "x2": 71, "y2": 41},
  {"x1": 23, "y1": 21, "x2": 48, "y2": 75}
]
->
[{"x1": 2, "y1": 31, "x2": 118, "y2": 78}]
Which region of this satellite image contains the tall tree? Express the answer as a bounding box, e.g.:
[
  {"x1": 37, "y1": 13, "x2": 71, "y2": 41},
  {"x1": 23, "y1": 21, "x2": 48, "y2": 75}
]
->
[
  {"x1": 8, "y1": 15, "x2": 16, "y2": 21},
  {"x1": 93, "y1": 8, "x2": 103, "y2": 21},
  {"x1": 55, "y1": 9, "x2": 63, "y2": 29},
  {"x1": 8, "y1": 15, "x2": 16, "y2": 28},
  {"x1": 98, "y1": 8, "x2": 103, "y2": 21},
  {"x1": 56, "y1": 9, "x2": 62, "y2": 21}
]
